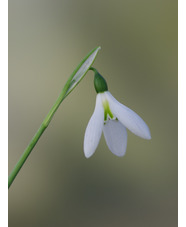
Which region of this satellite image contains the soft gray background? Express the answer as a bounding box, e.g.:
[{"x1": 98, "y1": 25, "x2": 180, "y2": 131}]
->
[{"x1": 9, "y1": 0, "x2": 177, "y2": 226}]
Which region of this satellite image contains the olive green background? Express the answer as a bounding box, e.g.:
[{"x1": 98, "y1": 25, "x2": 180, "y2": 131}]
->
[{"x1": 9, "y1": 0, "x2": 177, "y2": 226}]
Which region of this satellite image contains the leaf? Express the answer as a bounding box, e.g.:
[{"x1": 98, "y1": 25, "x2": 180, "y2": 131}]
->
[{"x1": 63, "y1": 46, "x2": 101, "y2": 98}]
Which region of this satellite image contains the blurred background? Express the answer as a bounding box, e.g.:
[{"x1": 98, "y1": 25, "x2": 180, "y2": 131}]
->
[{"x1": 9, "y1": 0, "x2": 177, "y2": 226}]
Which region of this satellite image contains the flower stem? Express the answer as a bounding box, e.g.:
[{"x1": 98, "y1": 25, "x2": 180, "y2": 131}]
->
[
  {"x1": 8, "y1": 124, "x2": 46, "y2": 188},
  {"x1": 8, "y1": 87, "x2": 67, "y2": 189},
  {"x1": 8, "y1": 46, "x2": 101, "y2": 189}
]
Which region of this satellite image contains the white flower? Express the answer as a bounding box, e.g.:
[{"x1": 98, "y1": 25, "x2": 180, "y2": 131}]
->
[{"x1": 84, "y1": 91, "x2": 151, "y2": 158}]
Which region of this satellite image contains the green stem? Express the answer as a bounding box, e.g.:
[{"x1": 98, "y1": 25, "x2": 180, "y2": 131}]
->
[
  {"x1": 89, "y1": 66, "x2": 97, "y2": 73},
  {"x1": 8, "y1": 46, "x2": 101, "y2": 189},
  {"x1": 8, "y1": 85, "x2": 68, "y2": 189}
]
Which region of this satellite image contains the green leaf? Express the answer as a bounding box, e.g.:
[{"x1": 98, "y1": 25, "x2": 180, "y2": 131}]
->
[{"x1": 64, "y1": 46, "x2": 101, "y2": 98}]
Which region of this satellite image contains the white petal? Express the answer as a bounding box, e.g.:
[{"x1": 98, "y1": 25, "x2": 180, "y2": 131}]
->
[
  {"x1": 105, "y1": 92, "x2": 151, "y2": 140},
  {"x1": 103, "y1": 120, "x2": 128, "y2": 157},
  {"x1": 84, "y1": 94, "x2": 104, "y2": 158}
]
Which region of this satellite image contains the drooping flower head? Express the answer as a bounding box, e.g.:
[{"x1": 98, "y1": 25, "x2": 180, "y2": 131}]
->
[{"x1": 84, "y1": 68, "x2": 151, "y2": 158}]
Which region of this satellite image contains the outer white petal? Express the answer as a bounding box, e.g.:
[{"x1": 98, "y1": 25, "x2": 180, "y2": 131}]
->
[
  {"x1": 84, "y1": 94, "x2": 104, "y2": 158},
  {"x1": 103, "y1": 120, "x2": 128, "y2": 157},
  {"x1": 105, "y1": 92, "x2": 151, "y2": 140}
]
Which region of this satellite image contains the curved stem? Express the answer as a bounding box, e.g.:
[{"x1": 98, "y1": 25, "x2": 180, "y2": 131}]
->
[
  {"x1": 8, "y1": 46, "x2": 101, "y2": 189},
  {"x1": 89, "y1": 66, "x2": 98, "y2": 73}
]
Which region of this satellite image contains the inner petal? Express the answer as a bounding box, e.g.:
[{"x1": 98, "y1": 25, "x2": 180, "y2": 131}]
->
[
  {"x1": 103, "y1": 119, "x2": 128, "y2": 157},
  {"x1": 102, "y1": 99, "x2": 114, "y2": 121}
]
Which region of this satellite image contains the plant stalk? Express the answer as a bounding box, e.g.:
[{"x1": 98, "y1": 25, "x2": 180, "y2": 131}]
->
[
  {"x1": 8, "y1": 46, "x2": 100, "y2": 188},
  {"x1": 8, "y1": 89, "x2": 67, "y2": 189}
]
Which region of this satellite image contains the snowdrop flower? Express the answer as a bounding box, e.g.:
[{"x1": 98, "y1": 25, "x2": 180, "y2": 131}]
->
[{"x1": 84, "y1": 69, "x2": 151, "y2": 158}]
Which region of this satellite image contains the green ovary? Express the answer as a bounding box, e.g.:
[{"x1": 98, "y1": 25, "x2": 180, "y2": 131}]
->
[{"x1": 102, "y1": 100, "x2": 114, "y2": 121}]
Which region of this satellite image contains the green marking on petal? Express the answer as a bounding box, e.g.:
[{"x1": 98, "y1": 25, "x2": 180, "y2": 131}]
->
[{"x1": 102, "y1": 100, "x2": 114, "y2": 121}]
